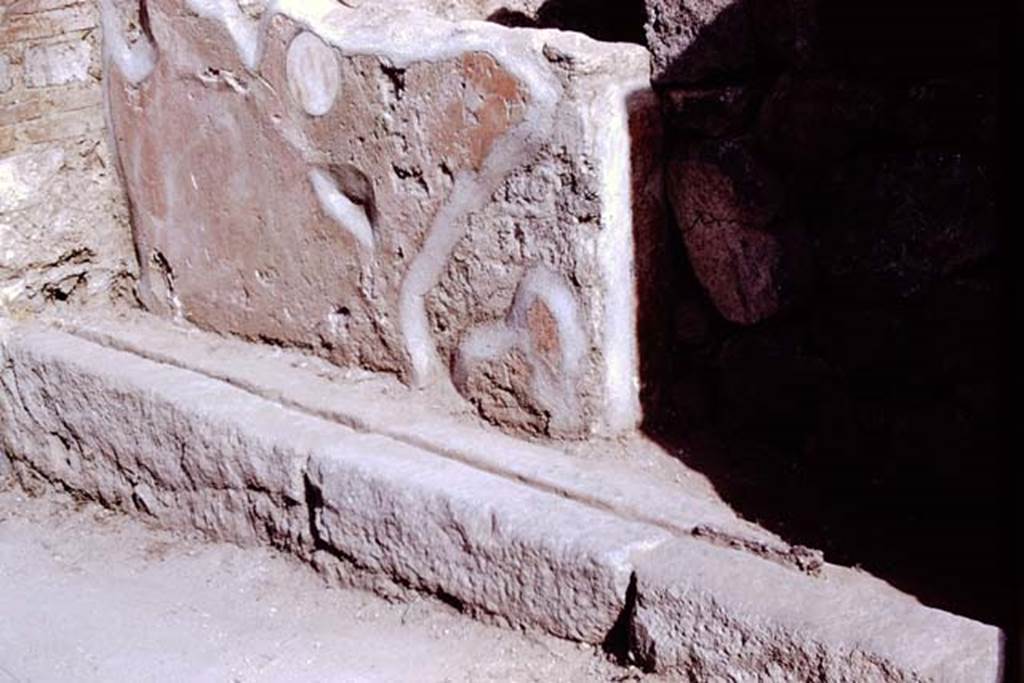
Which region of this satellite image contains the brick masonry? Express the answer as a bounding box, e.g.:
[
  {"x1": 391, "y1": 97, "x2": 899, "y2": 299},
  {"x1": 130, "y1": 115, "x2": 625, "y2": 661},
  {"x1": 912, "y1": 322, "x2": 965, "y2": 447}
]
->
[{"x1": 0, "y1": 0, "x2": 136, "y2": 312}]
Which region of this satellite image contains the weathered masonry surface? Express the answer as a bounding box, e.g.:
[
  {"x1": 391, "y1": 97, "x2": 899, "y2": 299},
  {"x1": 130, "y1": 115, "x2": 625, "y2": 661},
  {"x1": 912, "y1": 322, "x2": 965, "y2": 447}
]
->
[
  {"x1": 102, "y1": 0, "x2": 664, "y2": 439},
  {"x1": 0, "y1": 0, "x2": 137, "y2": 312},
  {"x1": 0, "y1": 0, "x2": 1006, "y2": 679},
  {"x1": 0, "y1": 317, "x2": 1004, "y2": 680}
]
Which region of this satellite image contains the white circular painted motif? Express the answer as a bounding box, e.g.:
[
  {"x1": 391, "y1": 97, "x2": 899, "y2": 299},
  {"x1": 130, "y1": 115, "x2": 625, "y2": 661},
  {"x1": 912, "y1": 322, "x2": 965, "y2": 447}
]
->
[{"x1": 286, "y1": 31, "x2": 340, "y2": 116}]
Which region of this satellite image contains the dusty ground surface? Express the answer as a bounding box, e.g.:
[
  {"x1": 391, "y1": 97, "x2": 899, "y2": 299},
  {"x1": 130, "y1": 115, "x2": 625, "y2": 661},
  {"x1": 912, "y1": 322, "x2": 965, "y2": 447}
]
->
[{"x1": 0, "y1": 489, "x2": 639, "y2": 682}]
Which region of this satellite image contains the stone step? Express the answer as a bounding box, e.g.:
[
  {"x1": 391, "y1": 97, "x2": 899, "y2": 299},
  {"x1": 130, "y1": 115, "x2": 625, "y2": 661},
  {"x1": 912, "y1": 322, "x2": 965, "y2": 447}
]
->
[{"x1": 0, "y1": 316, "x2": 1002, "y2": 680}]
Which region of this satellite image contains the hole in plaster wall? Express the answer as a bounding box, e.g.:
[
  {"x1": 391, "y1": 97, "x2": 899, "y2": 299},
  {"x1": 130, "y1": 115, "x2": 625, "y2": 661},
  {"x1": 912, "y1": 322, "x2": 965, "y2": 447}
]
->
[
  {"x1": 42, "y1": 274, "x2": 87, "y2": 303},
  {"x1": 100, "y1": 0, "x2": 159, "y2": 84},
  {"x1": 139, "y1": 0, "x2": 154, "y2": 42},
  {"x1": 327, "y1": 163, "x2": 377, "y2": 228},
  {"x1": 309, "y1": 165, "x2": 377, "y2": 251},
  {"x1": 151, "y1": 250, "x2": 174, "y2": 281},
  {"x1": 487, "y1": 0, "x2": 648, "y2": 45}
]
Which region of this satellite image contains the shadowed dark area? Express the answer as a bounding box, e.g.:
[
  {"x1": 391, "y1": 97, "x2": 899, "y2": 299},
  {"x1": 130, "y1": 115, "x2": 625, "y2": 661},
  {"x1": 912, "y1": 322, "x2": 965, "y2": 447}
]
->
[
  {"x1": 634, "y1": 0, "x2": 1011, "y2": 640},
  {"x1": 488, "y1": 0, "x2": 648, "y2": 44}
]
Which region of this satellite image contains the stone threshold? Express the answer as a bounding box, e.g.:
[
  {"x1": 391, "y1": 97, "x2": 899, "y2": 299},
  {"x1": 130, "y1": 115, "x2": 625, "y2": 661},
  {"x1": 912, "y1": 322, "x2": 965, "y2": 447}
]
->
[{"x1": 0, "y1": 313, "x2": 1003, "y2": 680}]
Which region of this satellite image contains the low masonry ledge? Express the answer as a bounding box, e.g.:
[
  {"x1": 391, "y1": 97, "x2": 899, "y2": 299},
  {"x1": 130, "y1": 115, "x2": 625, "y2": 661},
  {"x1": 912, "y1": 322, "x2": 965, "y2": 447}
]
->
[{"x1": 0, "y1": 313, "x2": 1004, "y2": 680}]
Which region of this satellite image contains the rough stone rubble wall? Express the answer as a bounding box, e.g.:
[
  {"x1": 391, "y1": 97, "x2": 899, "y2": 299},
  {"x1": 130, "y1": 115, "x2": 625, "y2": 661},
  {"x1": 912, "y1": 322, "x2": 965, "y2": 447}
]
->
[{"x1": 0, "y1": 0, "x2": 137, "y2": 314}]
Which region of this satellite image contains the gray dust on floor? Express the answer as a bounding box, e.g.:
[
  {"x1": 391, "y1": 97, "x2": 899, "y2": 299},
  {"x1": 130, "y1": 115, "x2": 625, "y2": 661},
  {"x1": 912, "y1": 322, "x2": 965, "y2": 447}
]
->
[{"x1": 0, "y1": 489, "x2": 645, "y2": 682}]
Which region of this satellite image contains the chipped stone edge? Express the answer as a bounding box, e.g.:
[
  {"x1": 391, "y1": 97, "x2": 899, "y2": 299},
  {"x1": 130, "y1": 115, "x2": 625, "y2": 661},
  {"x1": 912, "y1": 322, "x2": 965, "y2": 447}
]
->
[
  {"x1": 0, "y1": 318, "x2": 1005, "y2": 680},
  {"x1": 630, "y1": 538, "x2": 1005, "y2": 682},
  {"x1": 0, "y1": 320, "x2": 660, "y2": 643},
  {"x1": 59, "y1": 311, "x2": 801, "y2": 562}
]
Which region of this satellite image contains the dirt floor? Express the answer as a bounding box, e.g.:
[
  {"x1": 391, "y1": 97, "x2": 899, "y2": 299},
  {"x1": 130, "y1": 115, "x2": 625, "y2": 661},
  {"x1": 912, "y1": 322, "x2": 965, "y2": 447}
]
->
[{"x1": 0, "y1": 489, "x2": 639, "y2": 682}]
